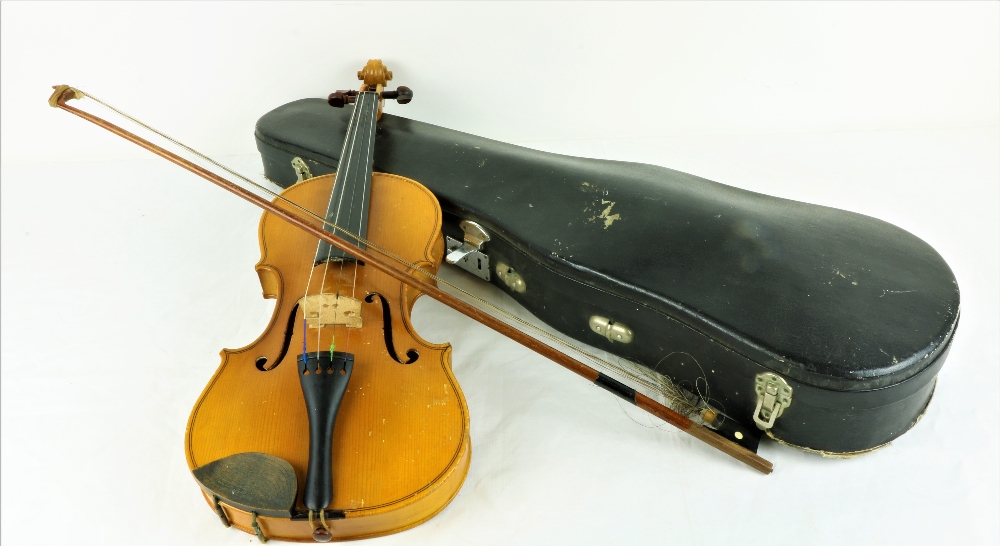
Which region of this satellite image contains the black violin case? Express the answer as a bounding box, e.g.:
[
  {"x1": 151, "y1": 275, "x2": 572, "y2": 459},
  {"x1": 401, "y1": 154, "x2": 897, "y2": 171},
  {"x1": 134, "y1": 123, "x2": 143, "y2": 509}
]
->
[{"x1": 254, "y1": 98, "x2": 959, "y2": 455}]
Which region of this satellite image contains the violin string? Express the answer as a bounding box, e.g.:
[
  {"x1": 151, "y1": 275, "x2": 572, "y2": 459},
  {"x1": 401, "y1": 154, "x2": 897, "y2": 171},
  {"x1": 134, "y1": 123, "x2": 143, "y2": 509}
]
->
[
  {"x1": 329, "y1": 99, "x2": 358, "y2": 355},
  {"x1": 341, "y1": 91, "x2": 375, "y2": 356},
  {"x1": 74, "y1": 90, "x2": 699, "y2": 415},
  {"x1": 332, "y1": 94, "x2": 370, "y2": 350},
  {"x1": 322, "y1": 93, "x2": 361, "y2": 358},
  {"x1": 320, "y1": 90, "x2": 367, "y2": 358},
  {"x1": 331, "y1": 97, "x2": 365, "y2": 354},
  {"x1": 338, "y1": 92, "x2": 372, "y2": 357},
  {"x1": 347, "y1": 93, "x2": 378, "y2": 357}
]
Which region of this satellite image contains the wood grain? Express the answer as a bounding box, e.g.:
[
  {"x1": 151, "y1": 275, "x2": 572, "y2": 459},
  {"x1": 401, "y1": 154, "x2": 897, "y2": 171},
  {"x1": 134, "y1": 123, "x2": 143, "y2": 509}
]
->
[{"x1": 186, "y1": 173, "x2": 470, "y2": 542}]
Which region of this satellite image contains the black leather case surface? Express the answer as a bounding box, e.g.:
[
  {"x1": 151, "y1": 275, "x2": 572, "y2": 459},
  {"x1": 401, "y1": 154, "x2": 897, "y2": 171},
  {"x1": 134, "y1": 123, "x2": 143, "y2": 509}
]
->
[{"x1": 255, "y1": 98, "x2": 959, "y2": 453}]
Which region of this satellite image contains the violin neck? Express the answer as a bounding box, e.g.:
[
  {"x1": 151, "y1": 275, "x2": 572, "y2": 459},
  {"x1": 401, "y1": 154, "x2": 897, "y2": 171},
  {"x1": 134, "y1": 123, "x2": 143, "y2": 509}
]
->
[{"x1": 315, "y1": 91, "x2": 380, "y2": 264}]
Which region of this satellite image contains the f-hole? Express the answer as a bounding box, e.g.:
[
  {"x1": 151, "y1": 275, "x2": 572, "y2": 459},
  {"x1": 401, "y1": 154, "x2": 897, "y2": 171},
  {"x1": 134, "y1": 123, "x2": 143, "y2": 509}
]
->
[
  {"x1": 255, "y1": 302, "x2": 300, "y2": 371},
  {"x1": 364, "y1": 293, "x2": 419, "y2": 364}
]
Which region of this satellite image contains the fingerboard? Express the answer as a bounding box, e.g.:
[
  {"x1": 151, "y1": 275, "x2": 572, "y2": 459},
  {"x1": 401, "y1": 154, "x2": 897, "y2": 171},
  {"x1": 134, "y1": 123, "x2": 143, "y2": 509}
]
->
[{"x1": 314, "y1": 91, "x2": 379, "y2": 264}]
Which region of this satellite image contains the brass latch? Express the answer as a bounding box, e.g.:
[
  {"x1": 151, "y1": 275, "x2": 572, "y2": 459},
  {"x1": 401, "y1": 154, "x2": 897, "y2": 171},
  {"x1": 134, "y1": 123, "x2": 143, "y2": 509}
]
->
[
  {"x1": 291, "y1": 157, "x2": 314, "y2": 183},
  {"x1": 588, "y1": 316, "x2": 634, "y2": 344},
  {"x1": 753, "y1": 372, "x2": 793, "y2": 430}
]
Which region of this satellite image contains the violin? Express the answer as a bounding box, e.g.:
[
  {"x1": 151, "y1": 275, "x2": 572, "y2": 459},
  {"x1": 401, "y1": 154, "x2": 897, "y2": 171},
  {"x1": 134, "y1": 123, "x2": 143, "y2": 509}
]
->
[
  {"x1": 49, "y1": 61, "x2": 769, "y2": 543},
  {"x1": 184, "y1": 61, "x2": 470, "y2": 541}
]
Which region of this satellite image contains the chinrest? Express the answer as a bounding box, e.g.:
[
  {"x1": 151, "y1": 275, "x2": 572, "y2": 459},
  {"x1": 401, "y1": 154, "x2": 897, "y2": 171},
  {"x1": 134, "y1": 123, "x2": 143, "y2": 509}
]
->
[{"x1": 192, "y1": 452, "x2": 298, "y2": 518}]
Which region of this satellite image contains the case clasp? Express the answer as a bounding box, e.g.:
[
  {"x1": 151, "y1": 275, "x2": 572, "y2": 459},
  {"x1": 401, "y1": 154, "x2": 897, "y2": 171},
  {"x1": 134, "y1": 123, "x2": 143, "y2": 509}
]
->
[
  {"x1": 447, "y1": 221, "x2": 490, "y2": 262},
  {"x1": 291, "y1": 157, "x2": 314, "y2": 182},
  {"x1": 446, "y1": 221, "x2": 492, "y2": 281},
  {"x1": 753, "y1": 372, "x2": 793, "y2": 430}
]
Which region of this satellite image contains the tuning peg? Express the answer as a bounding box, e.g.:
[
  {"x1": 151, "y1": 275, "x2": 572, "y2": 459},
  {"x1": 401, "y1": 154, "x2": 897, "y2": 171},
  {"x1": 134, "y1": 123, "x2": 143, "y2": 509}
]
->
[
  {"x1": 327, "y1": 90, "x2": 358, "y2": 108},
  {"x1": 381, "y1": 86, "x2": 413, "y2": 104}
]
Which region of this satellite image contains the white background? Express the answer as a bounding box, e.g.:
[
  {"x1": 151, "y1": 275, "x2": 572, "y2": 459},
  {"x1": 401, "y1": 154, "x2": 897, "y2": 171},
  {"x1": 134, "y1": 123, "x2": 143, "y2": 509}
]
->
[{"x1": 2, "y1": 2, "x2": 998, "y2": 545}]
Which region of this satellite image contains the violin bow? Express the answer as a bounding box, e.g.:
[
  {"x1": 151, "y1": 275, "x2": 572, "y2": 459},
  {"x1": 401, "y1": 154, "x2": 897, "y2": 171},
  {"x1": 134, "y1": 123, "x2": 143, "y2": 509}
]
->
[{"x1": 49, "y1": 85, "x2": 773, "y2": 475}]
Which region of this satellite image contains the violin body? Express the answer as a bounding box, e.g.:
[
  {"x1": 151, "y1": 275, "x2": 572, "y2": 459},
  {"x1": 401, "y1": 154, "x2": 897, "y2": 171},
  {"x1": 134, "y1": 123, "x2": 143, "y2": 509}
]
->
[
  {"x1": 256, "y1": 99, "x2": 959, "y2": 455},
  {"x1": 185, "y1": 172, "x2": 470, "y2": 541}
]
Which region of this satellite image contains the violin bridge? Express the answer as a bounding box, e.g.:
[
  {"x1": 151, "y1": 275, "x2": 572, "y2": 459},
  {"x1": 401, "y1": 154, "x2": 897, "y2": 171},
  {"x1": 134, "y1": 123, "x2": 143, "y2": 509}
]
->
[{"x1": 299, "y1": 294, "x2": 363, "y2": 328}]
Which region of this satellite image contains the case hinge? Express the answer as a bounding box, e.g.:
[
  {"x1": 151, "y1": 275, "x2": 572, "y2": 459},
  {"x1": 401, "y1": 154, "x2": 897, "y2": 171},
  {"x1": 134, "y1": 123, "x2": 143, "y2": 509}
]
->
[{"x1": 753, "y1": 372, "x2": 793, "y2": 430}]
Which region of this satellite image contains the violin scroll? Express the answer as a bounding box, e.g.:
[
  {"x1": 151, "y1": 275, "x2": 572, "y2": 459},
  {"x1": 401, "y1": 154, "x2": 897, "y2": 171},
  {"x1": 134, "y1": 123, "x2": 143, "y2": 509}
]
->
[
  {"x1": 329, "y1": 60, "x2": 412, "y2": 111},
  {"x1": 357, "y1": 59, "x2": 392, "y2": 86}
]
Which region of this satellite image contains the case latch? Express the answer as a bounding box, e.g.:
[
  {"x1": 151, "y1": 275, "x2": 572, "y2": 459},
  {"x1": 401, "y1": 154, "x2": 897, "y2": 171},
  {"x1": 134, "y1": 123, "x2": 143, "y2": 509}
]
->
[
  {"x1": 753, "y1": 372, "x2": 793, "y2": 430},
  {"x1": 588, "y1": 316, "x2": 634, "y2": 344},
  {"x1": 291, "y1": 157, "x2": 313, "y2": 182},
  {"x1": 446, "y1": 221, "x2": 490, "y2": 262},
  {"x1": 445, "y1": 220, "x2": 491, "y2": 281}
]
